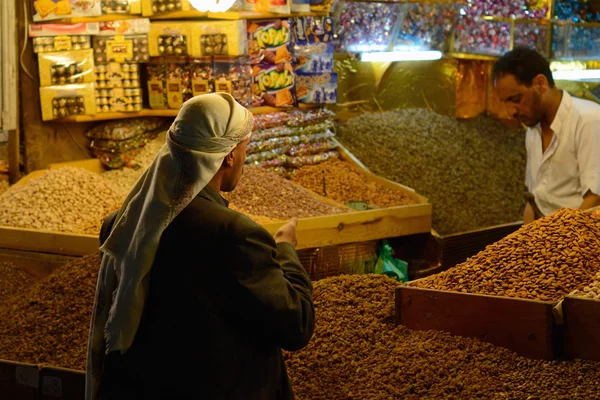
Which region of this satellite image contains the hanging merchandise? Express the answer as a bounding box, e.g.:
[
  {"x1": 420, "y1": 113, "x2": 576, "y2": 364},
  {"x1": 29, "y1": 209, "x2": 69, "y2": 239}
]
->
[
  {"x1": 251, "y1": 62, "x2": 296, "y2": 107},
  {"x1": 247, "y1": 19, "x2": 293, "y2": 65},
  {"x1": 32, "y1": 0, "x2": 102, "y2": 22},
  {"x1": 295, "y1": 72, "x2": 337, "y2": 104}
]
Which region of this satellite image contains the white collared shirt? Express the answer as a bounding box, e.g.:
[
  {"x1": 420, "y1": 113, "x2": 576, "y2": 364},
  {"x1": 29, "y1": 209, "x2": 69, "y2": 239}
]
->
[{"x1": 526, "y1": 91, "x2": 600, "y2": 216}]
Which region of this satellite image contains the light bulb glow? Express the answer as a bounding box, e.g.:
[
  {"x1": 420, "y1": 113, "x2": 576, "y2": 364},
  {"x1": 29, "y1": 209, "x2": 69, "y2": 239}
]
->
[
  {"x1": 360, "y1": 51, "x2": 443, "y2": 62},
  {"x1": 553, "y1": 69, "x2": 600, "y2": 81},
  {"x1": 188, "y1": 0, "x2": 236, "y2": 12}
]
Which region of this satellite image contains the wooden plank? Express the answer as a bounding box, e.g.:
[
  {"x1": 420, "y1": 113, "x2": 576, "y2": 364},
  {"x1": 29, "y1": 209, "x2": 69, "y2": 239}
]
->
[
  {"x1": 0, "y1": 248, "x2": 78, "y2": 279},
  {"x1": 0, "y1": 226, "x2": 99, "y2": 257},
  {"x1": 39, "y1": 366, "x2": 84, "y2": 400},
  {"x1": 396, "y1": 286, "x2": 558, "y2": 360},
  {"x1": 0, "y1": 359, "x2": 40, "y2": 400},
  {"x1": 48, "y1": 159, "x2": 105, "y2": 174},
  {"x1": 563, "y1": 296, "x2": 600, "y2": 361},
  {"x1": 12, "y1": 169, "x2": 48, "y2": 187},
  {"x1": 263, "y1": 203, "x2": 432, "y2": 250}
]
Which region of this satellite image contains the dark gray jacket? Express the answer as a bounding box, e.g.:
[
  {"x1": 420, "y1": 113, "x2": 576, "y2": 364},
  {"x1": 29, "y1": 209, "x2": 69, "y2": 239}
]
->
[{"x1": 98, "y1": 185, "x2": 314, "y2": 400}]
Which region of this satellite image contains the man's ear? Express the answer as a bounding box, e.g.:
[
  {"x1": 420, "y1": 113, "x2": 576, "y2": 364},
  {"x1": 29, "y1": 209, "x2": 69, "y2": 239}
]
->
[
  {"x1": 534, "y1": 74, "x2": 549, "y2": 92},
  {"x1": 223, "y1": 151, "x2": 234, "y2": 167}
]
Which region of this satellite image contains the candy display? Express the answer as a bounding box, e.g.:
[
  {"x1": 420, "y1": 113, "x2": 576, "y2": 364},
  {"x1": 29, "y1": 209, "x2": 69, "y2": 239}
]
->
[
  {"x1": 514, "y1": 21, "x2": 550, "y2": 57},
  {"x1": 93, "y1": 34, "x2": 149, "y2": 63},
  {"x1": 293, "y1": 42, "x2": 334, "y2": 73},
  {"x1": 246, "y1": 146, "x2": 287, "y2": 164},
  {"x1": 190, "y1": 57, "x2": 215, "y2": 96},
  {"x1": 29, "y1": 22, "x2": 99, "y2": 37},
  {"x1": 553, "y1": 24, "x2": 600, "y2": 60},
  {"x1": 286, "y1": 150, "x2": 339, "y2": 168},
  {"x1": 295, "y1": 72, "x2": 337, "y2": 104},
  {"x1": 93, "y1": 148, "x2": 140, "y2": 169},
  {"x1": 32, "y1": 0, "x2": 102, "y2": 22},
  {"x1": 251, "y1": 62, "x2": 296, "y2": 107},
  {"x1": 214, "y1": 56, "x2": 252, "y2": 107},
  {"x1": 247, "y1": 19, "x2": 293, "y2": 64},
  {"x1": 453, "y1": 16, "x2": 511, "y2": 56},
  {"x1": 190, "y1": 20, "x2": 248, "y2": 57},
  {"x1": 286, "y1": 138, "x2": 337, "y2": 156},
  {"x1": 165, "y1": 56, "x2": 192, "y2": 108},
  {"x1": 142, "y1": 0, "x2": 193, "y2": 14},
  {"x1": 101, "y1": 0, "x2": 141, "y2": 14},
  {"x1": 291, "y1": 16, "x2": 334, "y2": 44},
  {"x1": 555, "y1": 0, "x2": 600, "y2": 22},
  {"x1": 94, "y1": 63, "x2": 143, "y2": 113},
  {"x1": 460, "y1": 0, "x2": 549, "y2": 19},
  {"x1": 32, "y1": 35, "x2": 91, "y2": 53},
  {"x1": 247, "y1": 130, "x2": 334, "y2": 154},
  {"x1": 96, "y1": 19, "x2": 151, "y2": 36},
  {"x1": 146, "y1": 57, "x2": 168, "y2": 109},
  {"x1": 37, "y1": 49, "x2": 95, "y2": 87},
  {"x1": 334, "y1": 2, "x2": 400, "y2": 53},
  {"x1": 252, "y1": 120, "x2": 335, "y2": 141},
  {"x1": 291, "y1": 0, "x2": 309, "y2": 13},
  {"x1": 39, "y1": 83, "x2": 96, "y2": 121},
  {"x1": 394, "y1": 2, "x2": 458, "y2": 52},
  {"x1": 252, "y1": 111, "x2": 291, "y2": 129},
  {"x1": 243, "y1": 0, "x2": 290, "y2": 15},
  {"x1": 149, "y1": 22, "x2": 191, "y2": 56}
]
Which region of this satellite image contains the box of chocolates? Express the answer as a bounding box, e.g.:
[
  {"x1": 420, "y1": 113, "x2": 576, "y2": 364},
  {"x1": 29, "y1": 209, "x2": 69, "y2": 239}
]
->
[
  {"x1": 190, "y1": 57, "x2": 215, "y2": 97},
  {"x1": 146, "y1": 57, "x2": 168, "y2": 109},
  {"x1": 29, "y1": 22, "x2": 100, "y2": 37},
  {"x1": 38, "y1": 49, "x2": 95, "y2": 87},
  {"x1": 32, "y1": 35, "x2": 91, "y2": 53},
  {"x1": 96, "y1": 19, "x2": 151, "y2": 35},
  {"x1": 165, "y1": 56, "x2": 192, "y2": 109},
  {"x1": 149, "y1": 22, "x2": 192, "y2": 56},
  {"x1": 95, "y1": 62, "x2": 142, "y2": 112},
  {"x1": 291, "y1": 16, "x2": 334, "y2": 44},
  {"x1": 247, "y1": 19, "x2": 293, "y2": 65},
  {"x1": 251, "y1": 62, "x2": 295, "y2": 107},
  {"x1": 141, "y1": 0, "x2": 193, "y2": 15},
  {"x1": 93, "y1": 34, "x2": 149, "y2": 63},
  {"x1": 293, "y1": 42, "x2": 333, "y2": 73},
  {"x1": 214, "y1": 56, "x2": 252, "y2": 107},
  {"x1": 39, "y1": 83, "x2": 96, "y2": 121},
  {"x1": 190, "y1": 20, "x2": 248, "y2": 57},
  {"x1": 32, "y1": 0, "x2": 101, "y2": 22},
  {"x1": 95, "y1": 87, "x2": 143, "y2": 113},
  {"x1": 101, "y1": 0, "x2": 142, "y2": 14}
]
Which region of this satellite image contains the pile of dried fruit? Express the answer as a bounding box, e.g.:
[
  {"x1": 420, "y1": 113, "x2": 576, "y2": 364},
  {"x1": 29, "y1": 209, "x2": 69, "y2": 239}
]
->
[
  {"x1": 0, "y1": 262, "x2": 39, "y2": 304},
  {"x1": 0, "y1": 253, "x2": 100, "y2": 370},
  {"x1": 0, "y1": 180, "x2": 8, "y2": 196},
  {"x1": 291, "y1": 159, "x2": 416, "y2": 208},
  {"x1": 336, "y1": 109, "x2": 526, "y2": 234},
  {"x1": 410, "y1": 208, "x2": 600, "y2": 301},
  {"x1": 284, "y1": 274, "x2": 600, "y2": 400},
  {"x1": 223, "y1": 165, "x2": 349, "y2": 220},
  {"x1": 0, "y1": 167, "x2": 125, "y2": 234}
]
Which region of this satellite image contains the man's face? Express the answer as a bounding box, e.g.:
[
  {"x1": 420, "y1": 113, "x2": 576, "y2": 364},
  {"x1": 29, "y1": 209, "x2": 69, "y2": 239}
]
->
[
  {"x1": 222, "y1": 137, "x2": 250, "y2": 192},
  {"x1": 494, "y1": 74, "x2": 544, "y2": 127}
]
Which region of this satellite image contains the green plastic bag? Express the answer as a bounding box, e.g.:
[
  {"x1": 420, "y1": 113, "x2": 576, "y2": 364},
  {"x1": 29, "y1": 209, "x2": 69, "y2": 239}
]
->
[{"x1": 374, "y1": 240, "x2": 408, "y2": 282}]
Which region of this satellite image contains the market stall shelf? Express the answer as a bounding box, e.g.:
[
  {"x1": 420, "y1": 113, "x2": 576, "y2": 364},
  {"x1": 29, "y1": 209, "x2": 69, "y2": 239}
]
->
[
  {"x1": 1, "y1": 145, "x2": 431, "y2": 257},
  {"x1": 563, "y1": 296, "x2": 600, "y2": 362},
  {"x1": 395, "y1": 286, "x2": 560, "y2": 360}
]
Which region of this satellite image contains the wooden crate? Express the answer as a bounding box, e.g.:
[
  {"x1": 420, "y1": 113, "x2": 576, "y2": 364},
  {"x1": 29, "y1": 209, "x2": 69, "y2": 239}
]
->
[
  {"x1": 1, "y1": 144, "x2": 432, "y2": 256},
  {"x1": 396, "y1": 286, "x2": 560, "y2": 360},
  {"x1": 0, "y1": 359, "x2": 39, "y2": 400},
  {"x1": 39, "y1": 365, "x2": 85, "y2": 400},
  {"x1": 563, "y1": 296, "x2": 600, "y2": 361}
]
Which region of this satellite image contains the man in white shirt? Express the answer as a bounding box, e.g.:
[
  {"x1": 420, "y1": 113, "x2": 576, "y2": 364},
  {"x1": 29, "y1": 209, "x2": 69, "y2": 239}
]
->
[{"x1": 493, "y1": 47, "x2": 600, "y2": 224}]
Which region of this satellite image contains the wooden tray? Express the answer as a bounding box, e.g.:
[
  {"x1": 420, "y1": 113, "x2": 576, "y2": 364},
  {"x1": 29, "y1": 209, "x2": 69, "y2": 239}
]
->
[
  {"x1": 1, "y1": 145, "x2": 432, "y2": 256},
  {"x1": 0, "y1": 359, "x2": 39, "y2": 400},
  {"x1": 39, "y1": 365, "x2": 85, "y2": 400},
  {"x1": 563, "y1": 296, "x2": 600, "y2": 361},
  {"x1": 396, "y1": 285, "x2": 560, "y2": 360}
]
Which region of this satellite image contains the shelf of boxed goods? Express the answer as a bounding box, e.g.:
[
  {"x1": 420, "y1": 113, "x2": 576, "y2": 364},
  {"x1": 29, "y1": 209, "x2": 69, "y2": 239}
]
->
[
  {"x1": 0, "y1": 141, "x2": 432, "y2": 257},
  {"x1": 48, "y1": 105, "x2": 321, "y2": 123},
  {"x1": 148, "y1": 10, "x2": 328, "y2": 20},
  {"x1": 50, "y1": 13, "x2": 146, "y2": 24}
]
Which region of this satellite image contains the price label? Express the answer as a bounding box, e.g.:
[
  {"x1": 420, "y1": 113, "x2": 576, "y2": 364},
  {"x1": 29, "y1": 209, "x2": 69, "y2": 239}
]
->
[
  {"x1": 106, "y1": 35, "x2": 133, "y2": 63},
  {"x1": 53, "y1": 36, "x2": 72, "y2": 51},
  {"x1": 167, "y1": 81, "x2": 183, "y2": 109},
  {"x1": 346, "y1": 201, "x2": 369, "y2": 211},
  {"x1": 15, "y1": 366, "x2": 39, "y2": 388}
]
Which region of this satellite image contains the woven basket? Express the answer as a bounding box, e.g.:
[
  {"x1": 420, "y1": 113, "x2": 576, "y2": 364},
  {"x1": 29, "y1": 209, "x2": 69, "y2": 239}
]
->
[{"x1": 297, "y1": 241, "x2": 379, "y2": 281}]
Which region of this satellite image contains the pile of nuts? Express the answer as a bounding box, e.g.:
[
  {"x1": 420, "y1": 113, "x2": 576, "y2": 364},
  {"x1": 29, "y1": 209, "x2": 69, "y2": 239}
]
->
[
  {"x1": 336, "y1": 109, "x2": 527, "y2": 235},
  {"x1": 0, "y1": 180, "x2": 8, "y2": 196},
  {"x1": 291, "y1": 159, "x2": 416, "y2": 208},
  {"x1": 223, "y1": 165, "x2": 349, "y2": 220},
  {"x1": 570, "y1": 272, "x2": 600, "y2": 300},
  {"x1": 0, "y1": 253, "x2": 101, "y2": 370},
  {"x1": 0, "y1": 262, "x2": 39, "y2": 304},
  {"x1": 0, "y1": 167, "x2": 126, "y2": 234},
  {"x1": 410, "y1": 208, "x2": 600, "y2": 302},
  {"x1": 284, "y1": 274, "x2": 600, "y2": 400}
]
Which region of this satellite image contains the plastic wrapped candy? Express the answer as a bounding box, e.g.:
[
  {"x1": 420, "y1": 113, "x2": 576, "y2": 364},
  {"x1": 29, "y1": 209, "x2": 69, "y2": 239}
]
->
[
  {"x1": 245, "y1": 147, "x2": 288, "y2": 164},
  {"x1": 253, "y1": 120, "x2": 335, "y2": 141},
  {"x1": 286, "y1": 150, "x2": 339, "y2": 168},
  {"x1": 86, "y1": 117, "x2": 167, "y2": 140},
  {"x1": 252, "y1": 111, "x2": 291, "y2": 130},
  {"x1": 165, "y1": 56, "x2": 192, "y2": 109},
  {"x1": 514, "y1": 22, "x2": 550, "y2": 58},
  {"x1": 286, "y1": 108, "x2": 335, "y2": 127},
  {"x1": 552, "y1": 24, "x2": 600, "y2": 60},
  {"x1": 394, "y1": 3, "x2": 458, "y2": 52},
  {"x1": 190, "y1": 57, "x2": 215, "y2": 97},
  {"x1": 250, "y1": 155, "x2": 287, "y2": 168},
  {"x1": 146, "y1": 57, "x2": 167, "y2": 109},
  {"x1": 286, "y1": 138, "x2": 337, "y2": 157},
  {"x1": 335, "y1": 2, "x2": 400, "y2": 53},
  {"x1": 247, "y1": 130, "x2": 335, "y2": 154},
  {"x1": 93, "y1": 148, "x2": 140, "y2": 169}
]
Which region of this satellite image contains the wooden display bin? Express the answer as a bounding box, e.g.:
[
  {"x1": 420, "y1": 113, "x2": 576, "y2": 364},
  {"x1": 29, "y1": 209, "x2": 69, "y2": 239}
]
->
[
  {"x1": 0, "y1": 144, "x2": 432, "y2": 257},
  {"x1": 39, "y1": 365, "x2": 85, "y2": 400},
  {"x1": 395, "y1": 285, "x2": 560, "y2": 360},
  {"x1": 0, "y1": 359, "x2": 40, "y2": 400},
  {"x1": 563, "y1": 296, "x2": 600, "y2": 361}
]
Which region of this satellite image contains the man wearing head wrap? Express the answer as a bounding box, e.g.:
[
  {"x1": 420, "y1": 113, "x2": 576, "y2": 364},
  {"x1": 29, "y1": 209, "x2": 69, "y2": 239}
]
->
[{"x1": 85, "y1": 93, "x2": 315, "y2": 400}]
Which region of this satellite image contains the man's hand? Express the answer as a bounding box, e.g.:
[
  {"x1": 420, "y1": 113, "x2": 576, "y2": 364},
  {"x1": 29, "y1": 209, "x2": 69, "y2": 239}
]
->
[{"x1": 274, "y1": 217, "x2": 298, "y2": 247}]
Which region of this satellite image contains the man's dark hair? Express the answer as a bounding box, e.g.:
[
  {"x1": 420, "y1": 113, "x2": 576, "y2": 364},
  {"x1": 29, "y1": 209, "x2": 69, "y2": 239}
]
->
[{"x1": 492, "y1": 47, "x2": 555, "y2": 88}]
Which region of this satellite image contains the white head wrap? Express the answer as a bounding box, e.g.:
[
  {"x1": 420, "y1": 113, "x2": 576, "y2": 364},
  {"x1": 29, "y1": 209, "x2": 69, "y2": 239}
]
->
[{"x1": 85, "y1": 93, "x2": 253, "y2": 400}]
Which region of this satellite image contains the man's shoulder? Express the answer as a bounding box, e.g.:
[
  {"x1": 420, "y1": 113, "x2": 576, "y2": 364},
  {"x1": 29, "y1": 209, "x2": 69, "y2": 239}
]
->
[
  {"x1": 570, "y1": 96, "x2": 600, "y2": 125},
  {"x1": 185, "y1": 195, "x2": 262, "y2": 234}
]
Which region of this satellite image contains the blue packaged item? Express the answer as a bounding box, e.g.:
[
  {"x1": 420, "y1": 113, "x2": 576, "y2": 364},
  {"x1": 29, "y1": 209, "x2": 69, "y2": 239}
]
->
[
  {"x1": 295, "y1": 72, "x2": 337, "y2": 104},
  {"x1": 291, "y1": 16, "x2": 334, "y2": 44},
  {"x1": 294, "y1": 42, "x2": 334, "y2": 73}
]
